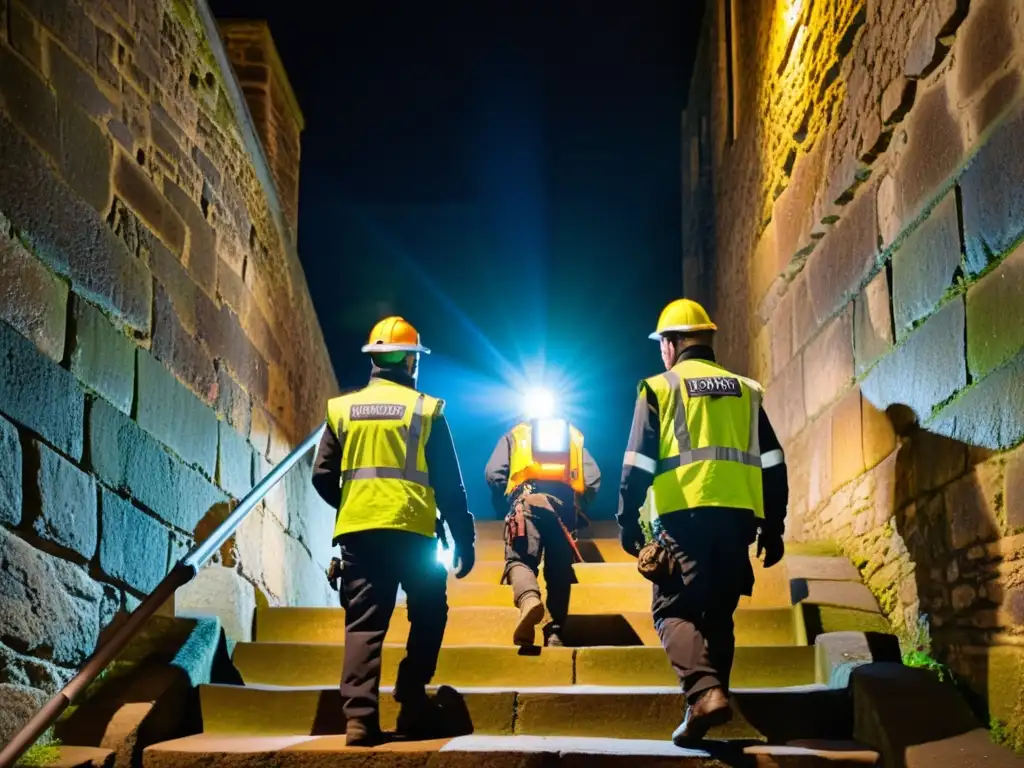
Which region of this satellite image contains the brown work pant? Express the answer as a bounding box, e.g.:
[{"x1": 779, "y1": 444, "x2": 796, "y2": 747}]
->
[
  {"x1": 651, "y1": 508, "x2": 756, "y2": 703},
  {"x1": 503, "y1": 503, "x2": 577, "y2": 639},
  {"x1": 338, "y1": 529, "x2": 448, "y2": 725}
]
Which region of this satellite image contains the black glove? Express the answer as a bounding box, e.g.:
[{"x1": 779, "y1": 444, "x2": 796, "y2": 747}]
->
[
  {"x1": 619, "y1": 525, "x2": 645, "y2": 558},
  {"x1": 453, "y1": 543, "x2": 475, "y2": 579},
  {"x1": 757, "y1": 530, "x2": 784, "y2": 569}
]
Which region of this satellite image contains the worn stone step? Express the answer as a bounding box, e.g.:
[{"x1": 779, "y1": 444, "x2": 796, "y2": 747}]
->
[
  {"x1": 457, "y1": 561, "x2": 647, "y2": 585},
  {"x1": 255, "y1": 605, "x2": 804, "y2": 647},
  {"x1": 197, "y1": 683, "x2": 852, "y2": 744},
  {"x1": 143, "y1": 733, "x2": 881, "y2": 767},
  {"x1": 232, "y1": 643, "x2": 818, "y2": 688}
]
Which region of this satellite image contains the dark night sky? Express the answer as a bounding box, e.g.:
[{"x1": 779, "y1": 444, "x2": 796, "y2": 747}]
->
[{"x1": 210, "y1": 0, "x2": 705, "y2": 520}]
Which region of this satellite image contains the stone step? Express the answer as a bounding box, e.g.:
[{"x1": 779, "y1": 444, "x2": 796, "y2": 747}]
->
[
  {"x1": 232, "y1": 643, "x2": 818, "y2": 689},
  {"x1": 456, "y1": 561, "x2": 646, "y2": 585},
  {"x1": 197, "y1": 683, "x2": 853, "y2": 744},
  {"x1": 433, "y1": 575, "x2": 790, "y2": 611},
  {"x1": 143, "y1": 733, "x2": 881, "y2": 767},
  {"x1": 255, "y1": 605, "x2": 804, "y2": 647}
]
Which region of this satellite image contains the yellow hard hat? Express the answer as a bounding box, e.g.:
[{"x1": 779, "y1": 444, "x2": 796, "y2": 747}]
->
[
  {"x1": 648, "y1": 298, "x2": 717, "y2": 340},
  {"x1": 361, "y1": 316, "x2": 431, "y2": 354}
]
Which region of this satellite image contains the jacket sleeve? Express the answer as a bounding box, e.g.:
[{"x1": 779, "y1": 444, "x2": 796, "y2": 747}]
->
[
  {"x1": 484, "y1": 432, "x2": 513, "y2": 516},
  {"x1": 758, "y1": 406, "x2": 789, "y2": 537},
  {"x1": 425, "y1": 411, "x2": 475, "y2": 549},
  {"x1": 311, "y1": 416, "x2": 344, "y2": 509},
  {"x1": 617, "y1": 383, "x2": 659, "y2": 533},
  {"x1": 577, "y1": 445, "x2": 601, "y2": 510}
]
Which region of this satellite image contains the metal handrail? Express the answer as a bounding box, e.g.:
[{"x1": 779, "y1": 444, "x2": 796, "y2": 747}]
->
[{"x1": 0, "y1": 423, "x2": 326, "y2": 768}]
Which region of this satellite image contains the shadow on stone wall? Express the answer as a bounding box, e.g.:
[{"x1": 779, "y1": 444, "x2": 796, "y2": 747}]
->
[{"x1": 866, "y1": 403, "x2": 1021, "y2": 735}]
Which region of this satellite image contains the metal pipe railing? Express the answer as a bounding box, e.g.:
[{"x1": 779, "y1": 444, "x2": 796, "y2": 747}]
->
[{"x1": 0, "y1": 423, "x2": 326, "y2": 768}]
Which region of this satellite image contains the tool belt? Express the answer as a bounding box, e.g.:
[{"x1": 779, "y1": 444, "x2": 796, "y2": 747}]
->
[
  {"x1": 636, "y1": 532, "x2": 679, "y2": 584},
  {"x1": 504, "y1": 484, "x2": 584, "y2": 564},
  {"x1": 325, "y1": 556, "x2": 343, "y2": 592}
]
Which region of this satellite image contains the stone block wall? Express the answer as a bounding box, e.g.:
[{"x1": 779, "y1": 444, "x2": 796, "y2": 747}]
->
[
  {"x1": 683, "y1": 0, "x2": 1024, "y2": 742},
  {"x1": 0, "y1": 0, "x2": 338, "y2": 735}
]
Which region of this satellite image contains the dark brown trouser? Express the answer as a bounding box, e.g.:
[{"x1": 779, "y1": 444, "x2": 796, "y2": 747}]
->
[
  {"x1": 503, "y1": 501, "x2": 578, "y2": 639},
  {"x1": 651, "y1": 508, "x2": 756, "y2": 703},
  {"x1": 339, "y1": 529, "x2": 448, "y2": 725}
]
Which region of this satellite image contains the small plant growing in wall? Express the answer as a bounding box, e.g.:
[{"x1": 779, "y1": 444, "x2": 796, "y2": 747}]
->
[{"x1": 901, "y1": 613, "x2": 952, "y2": 682}]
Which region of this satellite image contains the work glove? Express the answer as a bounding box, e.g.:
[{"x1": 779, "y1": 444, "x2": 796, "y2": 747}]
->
[
  {"x1": 453, "y1": 543, "x2": 475, "y2": 579},
  {"x1": 619, "y1": 525, "x2": 645, "y2": 558},
  {"x1": 757, "y1": 530, "x2": 785, "y2": 569}
]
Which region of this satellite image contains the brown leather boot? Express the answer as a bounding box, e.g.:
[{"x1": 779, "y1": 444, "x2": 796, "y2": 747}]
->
[
  {"x1": 513, "y1": 593, "x2": 545, "y2": 646},
  {"x1": 671, "y1": 686, "x2": 733, "y2": 745},
  {"x1": 345, "y1": 718, "x2": 385, "y2": 747}
]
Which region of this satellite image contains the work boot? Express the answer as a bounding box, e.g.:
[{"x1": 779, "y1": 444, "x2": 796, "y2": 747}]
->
[
  {"x1": 395, "y1": 694, "x2": 446, "y2": 741},
  {"x1": 513, "y1": 593, "x2": 545, "y2": 646},
  {"x1": 671, "y1": 686, "x2": 733, "y2": 745},
  {"x1": 544, "y1": 632, "x2": 564, "y2": 647},
  {"x1": 345, "y1": 718, "x2": 385, "y2": 747}
]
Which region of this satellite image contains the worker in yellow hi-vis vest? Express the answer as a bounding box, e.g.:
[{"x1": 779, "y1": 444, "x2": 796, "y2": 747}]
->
[
  {"x1": 485, "y1": 389, "x2": 601, "y2": 647},
  {"x1": 616, "y1": 298, "x2": 789, "y2": 747},
  {"x1": 312, "y1": 316, "x2": 476, "y2": 747}
]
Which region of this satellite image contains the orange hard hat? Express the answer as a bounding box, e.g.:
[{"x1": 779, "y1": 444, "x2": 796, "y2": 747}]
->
[{"x1": 361, "y1": 316, "x2": 431, "y2": 355}]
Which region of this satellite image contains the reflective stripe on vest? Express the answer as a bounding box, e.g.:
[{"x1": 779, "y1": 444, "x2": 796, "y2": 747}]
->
[{"x1": 656, "y1": 369, "x2": 762, "y2": 473}]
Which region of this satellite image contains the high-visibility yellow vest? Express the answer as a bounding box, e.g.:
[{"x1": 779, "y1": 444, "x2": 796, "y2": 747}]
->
[
  {"x1": 639, "y1": 357, "x2": 764, "y2": 520},
  {"x1": 505, "y1": 421, "x2": 586, "y2": 496},
  {"x1": 325, "y1": 379, "x2": 442, "y2": 539}
]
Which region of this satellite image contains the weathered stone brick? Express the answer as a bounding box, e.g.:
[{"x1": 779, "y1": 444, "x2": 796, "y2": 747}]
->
[
  {"x1": 904, "y1": 0, "x2": 965, "y2": 79},
  {"x1": 803, "y1": 306, "x2": 854, "y2": 419},
  {"x1": 764, "y1": 354, "x2": 806, "y2": 445},
  {"x1": 0, "y1": 114, "x2": 151, "y2": 331},
  {"x1": 862, "y1": 297, "x2": 967, "y2": 423},
  {"x1": 151, "y1": 282, "x2": 217, "y2": 401},
  {"x1": 961, "y1": 105, "x2": 1024, "y2": 277},
  {"x1": 9, "y1": 3, "x2": 44, "y2": 72},
  {"x1": 862, "y1": 395, "x2": 896, "y2": 471},
  {"x1": 891, "y1": 191, "x2": 962, "y2": 338},
  {"x1": 0, "y1": 45, "x2": 58, "y2": 158},
  {"x1": 197, "y1": 300, "x2": 270, "y2": 405},
  {"x1": 68, "y1": 295, "x2": 135, "y2": 414},
  {"x1": 174, "y1": 564, "x2": 256, "y2": 643},
  {"x1": 218, "y1": 420, "x2": 253, "y2": 499},
  {"x1": 163, "y1": 179, "x2": 217, "y2": 294},
  {"x1": 832, "y1": 387, "x2": 865, "y2": 491},
  {"x1": 805, "y1": 181, "x2": 880, "y2": 327},
  {"x1": 969, "y1": 68, "x2": 1023, "y2": 147},
  {"x1": 112, "y1": 152, "x2": 186, "y2": 255},
  {"x1": 31, "y1": 442, "x2": 97, "y2": 559},
  {"x1": 853, "y1": 269, "x2": 894, "y2": 375},
  {"x1": 790, "y1": 272, "x2": 818, "y2": 354},
  {"x1": 773, "y1": 139, "x2": 825, "y2": 271},
  {"x1": 47, "y1": 38, "x2": 116, "y2": 120},
  {"x1": 151, "y1": 105, "x2": 186, "y2": 165},
  {"x1": 215, "y1": 362, "x2": 251, "y2": 439},
  {"x1": 0, "y1": 526, "x2": 102, "y2": 665},
  {"x1": 893, "y1": 80, "x2": 965, "y2": 231},
  {"x1": 0, "y1": 320, "x2": 83, "y2": 459},
  {"x1": 954, "y1": 0, "x2": 1017, "y2": 101},
  {"x1": 945, "y1": 472, "x2": 1001, "y2": 550},
  {"x1": 881, "y1": 76, "x2": 915, "y2": 125},
  {"x1": 58, "y1": 101, "x2": 113, "y2": 215},
  {"x1": 768, "y1": 285, "x2": 795, "y2": 379},
  {"x1": 88, "y1": 397, "x2": 227, "y2": 534},
  {"x1": 807, "y1": 414, "x2": 833, "y2": 513},
  {"x1": 0, "y1": 415, "x2": 22, "y2": 527},
  {"x1": 192, "y1": 146, "x2": 222, "y2": 190},
  {"x1": 1006, "y1": 448, "x2": 1024, "y2": 530},
  {"x1": 98, "y1": 487, "x2": 171, "y2": 594},
  {"x1": 966, "y1": 240, "x2": 1024, "y2": 381},
  {"x1": 0, "y1": 233, "x2": 68, "y2": 362},
  {"x1": 136, "y1": 350, "x2": 218, "y2": 477},
  {"x1": 19, "y1": 0, "x2": 96, "y2": 64}
]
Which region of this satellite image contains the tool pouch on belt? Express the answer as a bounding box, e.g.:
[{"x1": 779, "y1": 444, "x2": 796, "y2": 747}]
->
[
  {"x1": 636, "y1": 534, "x2": 678, "y2": 584},
  {"x1": 504, "y1": 499, "x2": 527, "y2": 547},
  {"x1": 325, "y1": 556, "x2": 343, "y2": 592}
]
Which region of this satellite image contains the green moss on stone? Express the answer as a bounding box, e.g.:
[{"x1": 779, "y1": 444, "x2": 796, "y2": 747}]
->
[{"x1": 15, "y1": 730, "x2": 61, "y2": 767}]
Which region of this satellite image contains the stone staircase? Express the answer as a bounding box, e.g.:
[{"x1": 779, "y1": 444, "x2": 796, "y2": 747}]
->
[{"x1": 141, "y1": 522, "x2": 885, "y2": 766}]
